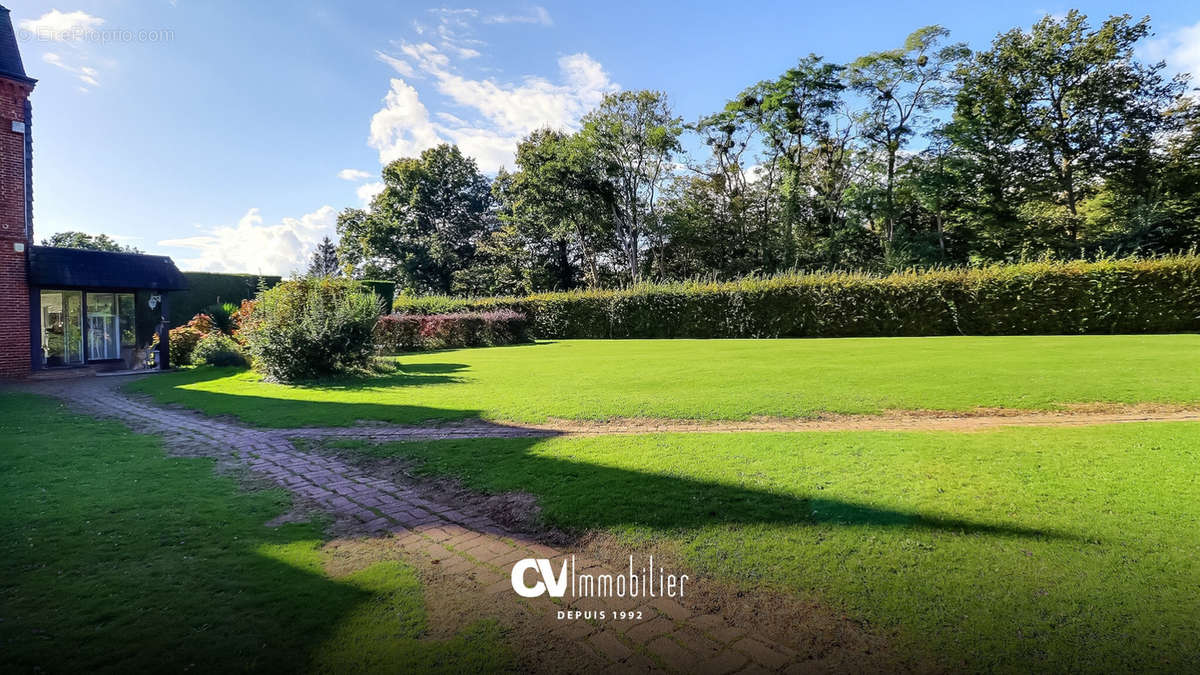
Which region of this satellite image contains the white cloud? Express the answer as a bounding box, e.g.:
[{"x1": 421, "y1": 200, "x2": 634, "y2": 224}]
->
[
  {"x1": 485, "y1": 6, "x2": 552, "y2": 26},
  {"x1": 338, "y1": 168, "x2": 371, "y2": 181},
  {"x1": 356, "y1": 181, "x2": 385, "y2": 205},
  {"x1": 43, "y1": 52, "x2": 100, "y2": 90},
  {"x1": 442, "y1": 44, "x2": 481, "y2": 59},
  {"x1": 369, "y1": 78, "x2": 443, "y2": 164},
  {"x1": 18, "y1": 9, "x2": 104, "y2": 40},
  {"x1": 22, "y1": 11, "x2": 111, "y2": 92},
  {"x1": 376, "y1": 51, "x2": 417, "y2": 78},
  {"x1": 159, "y1": 206, "x2": 338, "y2": 276},
  {"x1": 369, "y1": 40, "x2": 616, "y2": 172},
  {"x1": 1153, "y1": 21, "x2": 1200, "y2": 90},
  {"x1": 399, "y1": 41, "x2": 451, "y2": 70}
]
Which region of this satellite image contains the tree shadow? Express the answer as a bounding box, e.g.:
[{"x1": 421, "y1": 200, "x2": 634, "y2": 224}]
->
[
  {"x1": 129, "y1": 373, "x2": 1077, "y2": 540},
  {"x1": 0, "y1": 392, "x2": 502, "y2": 672},
  {"x1": 288, "y1": 364, "x2": 471, "y2": 391},
  {"x1": 364, "y1": 435, "x2": 1078, "y2": 541},
  {"x1": 131, "y1": 367, "x2": 480, "y2": 425}
]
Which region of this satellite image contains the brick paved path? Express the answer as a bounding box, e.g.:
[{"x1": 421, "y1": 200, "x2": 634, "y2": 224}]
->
[{"x1": 25, "y1": 378, "x2": 801, "y2": 674}]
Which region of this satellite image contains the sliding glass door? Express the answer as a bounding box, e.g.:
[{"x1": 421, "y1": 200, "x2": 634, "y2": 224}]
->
[
  {"x1": 86, "y1": 293, "x2": 121, "y2": 361},
  {"x1": 40, "y1": 290, "x2": 83, "y2": 367}
]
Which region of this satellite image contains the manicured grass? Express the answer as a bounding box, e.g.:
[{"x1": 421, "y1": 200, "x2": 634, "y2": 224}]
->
[
  {"x1": 128, "y1": 335, "x2": 1200, "y2": 427},
  {"x1": 325, "y1": 423, "x2": 1200, "y2": 672},
  {"x1": 0, "y1": 393, "x2": 514, "y2": 673}
]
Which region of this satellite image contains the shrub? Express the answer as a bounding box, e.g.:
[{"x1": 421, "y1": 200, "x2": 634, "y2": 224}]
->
[
  {"x1": 229, "y1": 299, "x2": 256, "y2": 346},
  {"x1": 165, "y1": 313, "x2": 216, "y2": 365},
  {"x1": 392, "y1": 256, "x2": 1200, "y2": 339},
  {"x1": 373, "y1": 310, "x2": 530, "y2": 353},
  {"x1": 191, "y1": 332, "x2": 248, "y2": 367},
  {"x1": 240, "y1": 278, "x2": 382, "y2": 381},
  {"x1": 201, "y1": 302, "x2": 239, "y2": 334},
  {"x1": 373, "y1": 314, "x2": 423, "y2": 352}
]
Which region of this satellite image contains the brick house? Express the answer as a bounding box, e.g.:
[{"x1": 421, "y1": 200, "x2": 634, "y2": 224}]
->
[{"x1": 0, "y1": 5, "x2": 186, "y2": 378}]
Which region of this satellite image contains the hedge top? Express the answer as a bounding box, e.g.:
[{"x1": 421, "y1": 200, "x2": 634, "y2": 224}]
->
[{"x1": 392, "y1": 256, "x2": 1200, "y2": 339}]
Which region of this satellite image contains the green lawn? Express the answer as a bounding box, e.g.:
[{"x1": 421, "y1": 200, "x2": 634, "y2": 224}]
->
[
  {"x1": 0, "y1": 393, "x2": 513, "y2": 673},
  {"x1": 128, "y1": 335, "x2": 1200, "y2": 427},
  {"x1": 325, "y1": 423, "x2": 1200, "y2": 672}
]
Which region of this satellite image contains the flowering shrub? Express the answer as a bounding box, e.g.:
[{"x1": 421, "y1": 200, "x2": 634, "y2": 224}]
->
[
  {"x1": 166, "y1": 313, "x2": 216, "y2": 365},
  {"x1": 240, "y1": 278, "x2": 381, "y2": 381},
  {"x1": 229, "y1": 299, "x2": 256, "y2": 346},
  {"x1": 191, "y1": 332, "x2": 247, "y2": 367},
  {"x1": 374, "y1": 310, "x2": 530, "y2": 352}
]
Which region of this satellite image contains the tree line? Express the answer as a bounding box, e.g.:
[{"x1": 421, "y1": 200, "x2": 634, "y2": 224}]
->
[{"x1": 334, "y1": 11, "x2": 1200, "y2": 296}]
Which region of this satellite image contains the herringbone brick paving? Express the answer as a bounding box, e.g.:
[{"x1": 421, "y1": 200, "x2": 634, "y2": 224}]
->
[{"x1": 23, "y1": 377, "x2": 801, "y2": 674}]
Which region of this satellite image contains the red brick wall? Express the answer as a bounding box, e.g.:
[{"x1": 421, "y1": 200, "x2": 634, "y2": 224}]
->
[{"x1": 0, "y1": 77, "x2": 33, "y2": 378}]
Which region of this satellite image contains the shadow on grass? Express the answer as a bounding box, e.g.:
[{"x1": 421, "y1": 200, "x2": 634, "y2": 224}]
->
[
  {"x1": 352, "y1": 436, "x2": 1078, "y2": 541},
  {"x1": 289, "y1": 362, "x2": 471, "y2": 391},
  {"x1": 0, "y1": 392, "x2": 510, "y2": 672},
  {"x1": 129, "y1": 367, "x2": 482, "y2": 426},
  {"x1": 135, "y1": 369, "x2": 1075, "y2": 540}
]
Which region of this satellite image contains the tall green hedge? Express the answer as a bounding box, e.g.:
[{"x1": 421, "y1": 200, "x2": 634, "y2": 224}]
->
[
  {"x1": 170, "y1": 272, "x2": 282, "y2": 327},
  {"x1": 360, "y1": 280, "x2": 396, "y2": 314},
  {"x1": 172, "y1": 274, "x2": 396, "y2": 326},
  {"x1": 392, "y1": 257, "x2": 1200, "y2": 338}
]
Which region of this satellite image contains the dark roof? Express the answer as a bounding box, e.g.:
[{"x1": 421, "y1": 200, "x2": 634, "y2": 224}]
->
[
  {"x1": 0, "y1": 5, "x2": 33, "y2": 85},
  {"x1": 29, "y1": 246, "x2": 189, "y2": 291}
]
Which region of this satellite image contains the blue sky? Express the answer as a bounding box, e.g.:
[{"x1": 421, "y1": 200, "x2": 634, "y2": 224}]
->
[{"x1": 11, "y1": 1, "x2": 1200, "y2": 274}]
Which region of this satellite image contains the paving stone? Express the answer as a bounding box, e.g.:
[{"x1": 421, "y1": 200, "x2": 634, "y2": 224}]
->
[
  {"x1": 587, "y1": 630, "x2": 633, "y2": 662},
  {"x1": 36, "y1": 377, "x2": 802, "y2": 674},
  {"x1": 730, "y1": 638, "x2": 791, "y2": 670},
  {"x1": 648, "y1": 596, "x2": 693, "y2": 621},
  {"x1": 689, "y1": 613, "x2": 748, "y2": 644},
  {"x1": 623, "y1": 615, "x2": 676, "y2": 643}
]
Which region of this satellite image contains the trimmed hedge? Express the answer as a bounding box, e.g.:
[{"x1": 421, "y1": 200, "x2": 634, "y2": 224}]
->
[
  {"x1": 374, "y1": 311, "x2": 531, "y2": 352},
  {"x1": 173, "y1": 273, "x2": 394, "y2": 326},
  {"x1": 360, "y1": 280, "x2": 396, "y2": 314},
  {"x1": 392, "y1": 257, "x2": 1200, "y2": 338},
  {"x1": 171, "y1": 272, "x2": 282, "y2": 327}
]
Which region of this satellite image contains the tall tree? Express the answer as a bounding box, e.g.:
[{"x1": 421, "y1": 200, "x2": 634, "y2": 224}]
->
[
  {"x1": 724, "y1": 55, "x2": 846, "y2": 267},
  {"x1": 848, "y1": 26, "x2": 969, "y2": 242},
  {"x1": 580, "y1": 90, "x2": 682, "y2": 283},
  {"x1": 957, "y1": 11, "x2": 1185, "y2": 252},
  {"x1": 336, "y1": 144, "x2": 493, "y2": 294},
  {"x1": 42, "y1": 231, "x2": 142, "y2": 253},
  {"x1": 500, "y1": 129, "x2": 614, "y2": 289},
  {"x1": 306, "y1": 236, "x2": 341, "y2": 278}
]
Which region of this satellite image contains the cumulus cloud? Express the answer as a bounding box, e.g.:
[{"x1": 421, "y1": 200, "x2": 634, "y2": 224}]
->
[
  {"x1": 369, "y1": 40, "x2": 616, "y2": 172},
  {"x1": 18, "y1": 9, "x2": 104, "y2": 40},
  {"x1": 338, "y1": 168, "x2": 371, "y2": 181},
  {"x1": 369, "y1": 78, "x2": 444, "y2": 163},
  {"x1": 356, "y1": 181, "x2": 385, "y2": 205},
  {"x1": 159, "y1": 206, "x2": 338, "y2": 275},
  {"x1": 485, "y1": 6, "x2": 552, "y2": 26}
]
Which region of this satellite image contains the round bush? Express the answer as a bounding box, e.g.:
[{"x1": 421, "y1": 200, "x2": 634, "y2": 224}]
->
[
  {"x1": 191, "y1": 332, "x2": 248, "y2": 367},
  {"x1": 240, "y1": 278, "x2": 381, "y2": 381}
]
